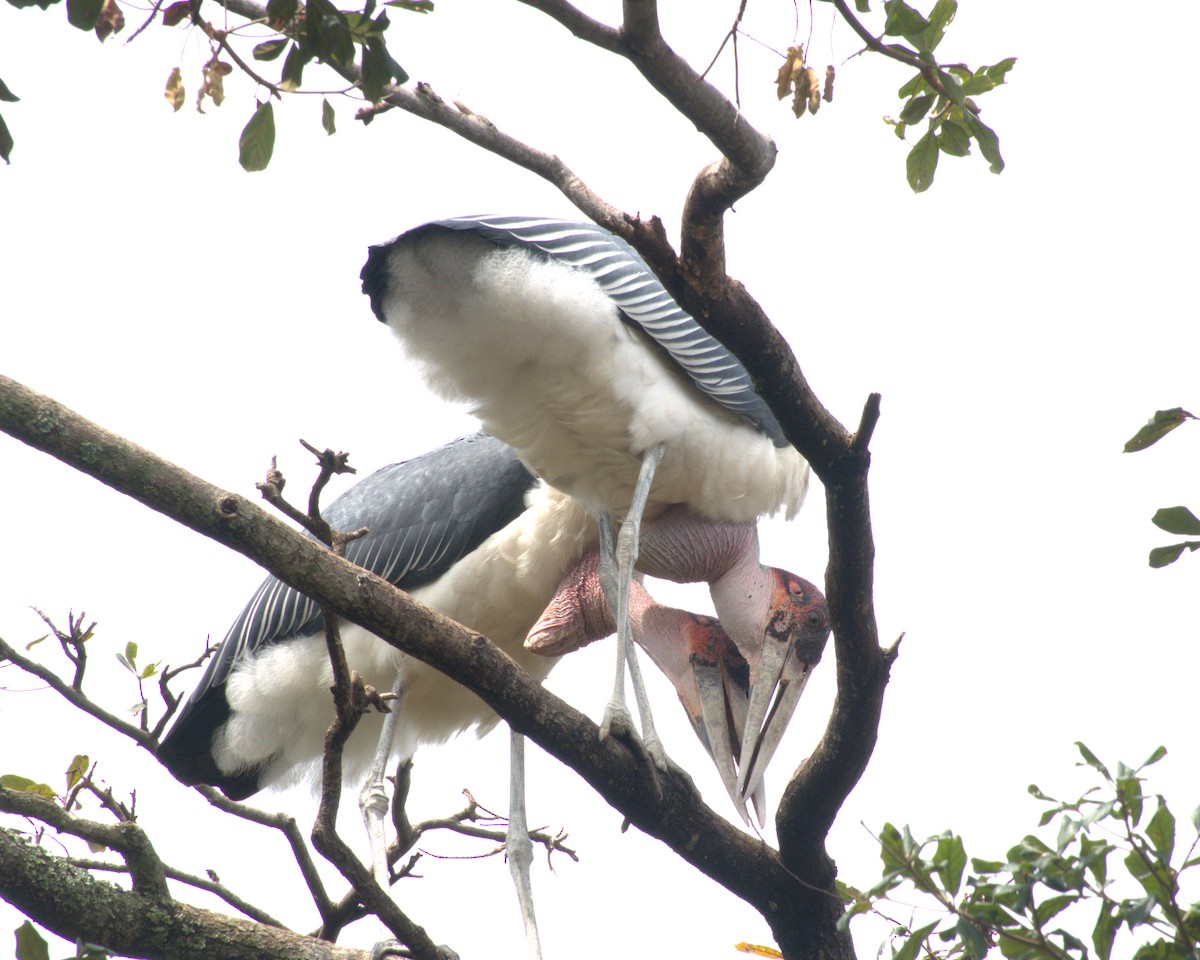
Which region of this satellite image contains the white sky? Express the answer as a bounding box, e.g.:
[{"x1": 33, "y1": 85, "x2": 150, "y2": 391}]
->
[{"x1": 2, "y1": 1, "x2": 1199, "y2": 957}]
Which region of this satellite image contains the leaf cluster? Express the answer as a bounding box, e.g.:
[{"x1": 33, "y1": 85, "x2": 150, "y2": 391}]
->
[
  {"x1": 2, "y1": 0, "x2": 427, "y2": 169},
  {"x1": 830, "y1": 0, "x2": 1014, "y2": 192},
  {"x1": 844, "y1": 743, "x2": 1200, "y2": 960},
  {"x1": 1123, "y1": 409, "x2": 1200, "y2": 568}
]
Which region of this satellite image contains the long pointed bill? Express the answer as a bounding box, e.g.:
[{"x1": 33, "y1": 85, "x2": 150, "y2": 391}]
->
[
  {"x1": 738, "y1": 655, "x2": 814, "y2": 803},
  {"x1": 736, "y1": 633, "x2": 793, "y2": 799},
  {"x1": 690, "y1": 662, "x2": 751, "y2": 825}
]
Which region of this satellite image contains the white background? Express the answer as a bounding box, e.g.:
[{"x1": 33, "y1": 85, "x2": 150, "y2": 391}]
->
[{"x1": 2, "y1": 1, "x2": 1199, "y2": 957}]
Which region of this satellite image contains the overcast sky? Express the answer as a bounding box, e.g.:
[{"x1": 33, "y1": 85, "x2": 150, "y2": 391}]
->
[{"x1": 2, "y1": 1, "x2": 1199, "y2": 957}]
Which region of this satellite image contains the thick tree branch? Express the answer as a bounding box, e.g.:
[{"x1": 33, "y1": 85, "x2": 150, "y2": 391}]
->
[
  {"x1": 0, "y1": 789, "x2": 169, "y2": 900},
  {"x1": 0, "y1": 827, "x2": 366, "y2": 960}
]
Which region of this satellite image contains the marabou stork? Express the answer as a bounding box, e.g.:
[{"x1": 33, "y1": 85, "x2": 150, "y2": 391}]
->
[
  {"x1": 360, "y1": 215, "x2": 830, "y2": 805},
  {"x1": 157, "y1": 433, "x2": 765, "y2": 955}
]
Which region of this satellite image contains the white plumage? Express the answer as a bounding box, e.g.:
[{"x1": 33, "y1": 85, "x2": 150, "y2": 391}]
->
[{"x1": 372, "y1": 225, "x2": 808, "y2": 524}]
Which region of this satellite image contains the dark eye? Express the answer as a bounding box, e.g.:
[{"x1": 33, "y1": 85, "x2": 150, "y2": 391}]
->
[{"x1": 807, "y1": 611, "x2": 825, "y2": 628}]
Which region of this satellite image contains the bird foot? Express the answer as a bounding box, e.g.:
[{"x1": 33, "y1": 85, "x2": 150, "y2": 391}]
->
[
  {"x1": 371, "y1": 940, "x2": 459, "y2": 960},
  {"x1": 600, "y1": 701, "x2": 664, "y2": 799},
  {"x1": 599, "y1": 699, "x2": 634, "y2": 743}
]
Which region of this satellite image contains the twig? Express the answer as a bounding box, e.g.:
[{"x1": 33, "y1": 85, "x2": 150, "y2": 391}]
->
[
  {"x1": 65, "y1": 856, "x2": 287, "y2": 927},
  {"x1": 196, "y1": 786, "x2": 338, "y2": 925},
  {"x1": 32, "y1": 608, "x2": 94, "y2": 690},
  {"x1": 151, "y1": 640, "x2": 216, "y2": 739},
  {"x1": 0, "y1": 635, "x2": 154, "y2": 750},
  {"x1": 829, "y1": 0, "x2": 972, "y2": 113}
]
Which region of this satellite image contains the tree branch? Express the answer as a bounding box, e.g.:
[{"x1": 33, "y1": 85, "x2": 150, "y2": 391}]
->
[{"x1": 0, "y1": 827, "x2": 366, "y2": 960}]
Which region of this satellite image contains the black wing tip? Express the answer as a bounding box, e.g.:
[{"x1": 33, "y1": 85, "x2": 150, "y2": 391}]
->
[
  {"x1": 157, "y1": 689, "x2": 267, "y2": 801},
  {"x1": 361, "y1": 241, "x2": 394, "y2": 323}
]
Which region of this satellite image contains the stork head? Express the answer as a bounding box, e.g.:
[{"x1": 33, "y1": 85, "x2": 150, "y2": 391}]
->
[
  {"x1": 525, "y1": 551, "x2": 766, "y2": 823},
  {"x1": 721, "y1": 568, "x2": 829, "y2": 806}
]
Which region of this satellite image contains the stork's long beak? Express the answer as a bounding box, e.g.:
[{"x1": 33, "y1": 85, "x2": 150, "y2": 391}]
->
[
  {"x1": 734, "y1": 572, "x2": 830, "y2": 805},
  {"x1": 683, "y1": 620, "x2": 767, "y2": 826}
]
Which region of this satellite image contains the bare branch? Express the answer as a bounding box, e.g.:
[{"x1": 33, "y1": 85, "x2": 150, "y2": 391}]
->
[
  {"x1": 0, "y1": 635, "x2": 155, "y2": 750},
  {"x1": 196, "y1": 786, "x2": 339, "y2": 924},
  {"x1": 65, "y1": 857, "x2": 286, "y2": 927}
]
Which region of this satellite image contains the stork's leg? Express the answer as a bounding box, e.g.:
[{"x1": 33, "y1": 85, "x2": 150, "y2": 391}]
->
[
  {"x1": 597, "y1": 443, "x2": 668, "y2": 770},
  {"x1": 507, "y1": 730, "x2": 543, "y2": 960},
  {"x1": 360, "y1": 673, "x2": 405, "y2": 887}
]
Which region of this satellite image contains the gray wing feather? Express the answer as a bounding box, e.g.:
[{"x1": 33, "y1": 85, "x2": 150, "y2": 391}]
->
[
  {"x1": 362, "y1": 215, "x2": 787, "y2": 446},
  {"x1": 167, "y1": 433, "x2": 535, "y2": 733}
]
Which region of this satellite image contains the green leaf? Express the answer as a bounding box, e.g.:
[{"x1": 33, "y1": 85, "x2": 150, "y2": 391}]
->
[
  {"x1": 66, "y1": 754, "x2": 90, "y2": 790},
  {"x1": 252, "y1": 38, "x2": 288, "y2": 61},
  {"x1": 238, "y1": 101, "x2": 275, "y2": 172},
  {"x1": 934, "y1": 833, "x2": 967, "y2": 895},
  {"x1": 1036, "y1": 894, "x2": 1076, "y2": 926},
  {"x1": 66, "y1": 0, "x2": 103, "y2": 29},
  {"x1": 893, "y1": 921, "x2": 939, "y2": 960},
  {"x1": 1141, "y1": 746, "x2": 1168, "y2": 769},
  {"x1": 361, "y1": 37, "x2": 407, "y2": 100},
  {"x1": 321, "y1": 97, "x2": 336, "y2": 135},
  {"x1": 1080, "y1": 835, "x2": 1111, "y2": 886},
  {"x1": 955, "y1": 917, "x2": 990, "y2": 960},
  {"x1": 0, "y1": 77, "x2": 18, "y2": 102},
  {"x1": 965, "y1": 112, "x2": 1004, "y2": 173},
  {"x1": 854, "y1": 0, "x2": 870, "y2": 11},
  {"x1": 0, "y1": 111, "x2": 12, "y2": 164},
  {"x1": 280, "y1": 43, "x2": 307, "y2": 91},
  {"x1": 1125, "y1": 408, "x2": 1196, "y2": 452},
  {"x1": 1124, "y1": 849, "x2": 1167, "y2": 898},
  {"x1": 1093, "y1": 901, "x2": 1119, "y2": 960},
  {"x1": 883, "y1": 0, "x2": 930, "y2": 40},
  {"x1": 1149, "y1": 542, "x2": 1200, "y2": 568},
  {"x1": 384, "y1": 0, "x2": 432, "y2": 8},
  {"x1": 937, "y1": 69, "x2": 966, "y2": 106},
  {"x1": 15, "y1": 921, "x2": 50, "y2": 960},
  {"x1": 909, "y1": 0, "x2": 955, "y2": 53},
  {"x1": 1076, "y1": 742, "x2": 1112, "y2": 782},
  {"x1": 897, "y1": 72, "x2": 928, "y2": 99},
  {"x1": 906, "y1": 130, "x2": 938, "y2": 192},
  {"x1": 265, "y1": 0, "x2": 296, "y2": 21},
  {"x1": 899, "y1": 93, "x2": 935, "y2": 124},
  {"x1": 1152, "y1": 506, "x2": 1200, "y2": 535},
  {"x1": 879, "y1": 822, "x2": 906, "y2": 872},
  {"x1": 1056, "y1": 815, "x2": 1079, "y2": 853},
  {"x1": 986, "y1": 57, "x2": 1018, "y2": 83},
  {"x1": 939, "y1": 119, "x2": 971, "y2": 156},
  {"x1": 1147, "y1": 800, "x2": 1176, "y2": 862},
  {"x1": 1051, "y1": 928, "x2": 1088, "y2": 957},
  {"x1": 0, "y1": 774, "x2": 57, "y2": 798},
  {"x1": 1118, "y1": 774, "x2": 1145, "y2": 826},
  {"x1": 6, "y1": 0, "x2": 61, "y2": 9}
]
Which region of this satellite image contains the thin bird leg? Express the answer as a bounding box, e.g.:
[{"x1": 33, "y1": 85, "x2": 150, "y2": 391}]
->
[
  {"x1": 507, "y1": 729, "x2": 543, "y2": 960},
  {"x1": 359, "y1": 673, "x2": 405, "y2": 887},
  {"x1": 598, "y1": 442, "x2": 668, "y2": 770},
  {"x1": 596, "y1": 511, "x2": 632, "y2": 741}
]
